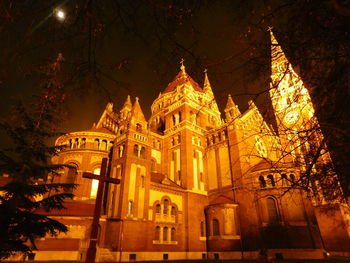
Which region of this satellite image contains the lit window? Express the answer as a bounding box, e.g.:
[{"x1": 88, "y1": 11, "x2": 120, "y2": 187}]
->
[
  {"x1": 90, "y1": 168, "x2": 100, "y2": 199},
  {"x1": 128, "y1": 200, "x2": 133, "y2": 215}
]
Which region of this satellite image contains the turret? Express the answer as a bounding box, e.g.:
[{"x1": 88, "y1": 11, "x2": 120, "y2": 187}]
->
[{"x1": 224, "y1": 94, "x2": 241, "y2": 122}]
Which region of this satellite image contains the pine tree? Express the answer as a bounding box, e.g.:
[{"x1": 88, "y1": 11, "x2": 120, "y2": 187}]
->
[{"x1": 0, "y1": 54, "x2": 75, "y2": 260}]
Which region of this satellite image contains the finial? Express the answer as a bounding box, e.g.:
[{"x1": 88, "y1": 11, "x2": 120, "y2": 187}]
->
[
  {"x1": 180, "y1": 58, "x2": 185, "y2": 73},
  {"x1": 135, "y1": 97, "x2": 139, "y2": 102},
  {"x1": 267, "y1": 26, "x2": 273, "y2": 32}
]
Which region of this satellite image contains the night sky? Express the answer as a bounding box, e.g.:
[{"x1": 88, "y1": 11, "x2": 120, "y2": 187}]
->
[{"x1": 0, "y1": 1, "x2": 272, "y2": 133}]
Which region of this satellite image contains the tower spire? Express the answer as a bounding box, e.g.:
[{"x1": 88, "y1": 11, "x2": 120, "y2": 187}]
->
[
  {"x1": 224, "y1": 94, "x2": 241, "y2": 121},
  {"x1": 131, "y1": 96, "x2": 146, "y2": 122},
  {"x1": 203, "y1": 68, "x2": 214, "y2": 97}
]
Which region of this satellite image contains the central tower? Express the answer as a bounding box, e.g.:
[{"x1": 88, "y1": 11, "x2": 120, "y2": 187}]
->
[{"x1": 150, "y1": 61, "x2": 221, "y2": 191}]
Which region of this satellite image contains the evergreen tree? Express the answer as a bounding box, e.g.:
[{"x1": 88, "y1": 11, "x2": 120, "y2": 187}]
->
[{"x1": 0, "y1": 54, "x2": 75, "y2": 260}]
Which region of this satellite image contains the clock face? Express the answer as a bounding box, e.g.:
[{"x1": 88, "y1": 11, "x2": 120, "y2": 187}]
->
[{"x1": 284, "y1": 111, "x2": 299, "y2": 125}]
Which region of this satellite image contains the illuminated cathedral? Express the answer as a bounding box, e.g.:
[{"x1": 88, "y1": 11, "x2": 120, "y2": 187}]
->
[{"x1": 33, "y1": 32, "x2": 350, "y2": 261}]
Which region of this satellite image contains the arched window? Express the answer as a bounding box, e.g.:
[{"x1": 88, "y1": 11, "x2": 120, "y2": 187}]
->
[
  {"x1": 94, "y1": 139, "x2": 100, "y2": 150},
  {"x1": 66, "y1": 166, "x2": 77, "y2": 193},
  {"x1": 155, "y1": 204, "x2": 161, "y2": 214},
  {"x1": 101, "y1": 140, "x2": 107, "y2": 151},
  {"x1": 200, "y1": 221, "x2": 205, "y2": 237},
  {"x1": 171, "y1": 206, "x2": 176, "y2": 216},
  {"x1": 74, "y1": 138, "x2": 79, "y2": 148},
  {"x1": 259, "y1": 176, "x2": 266, "y2": 188},
  {"x1": 81, "y1": 138, "x2": 86, "y2": 148},
  {"x1": 134, "y1": 144, "x2": 139, "y2": 156},
  {"x1": 119, "y1": 145, "x2": 124, "y2": 158},
  {"x1": 163, "y1": 227, "x2": 168, "y2": 241},
  {"x1": 290, "y1": 174, "x2": 295, "y2": 182},
  {"x1": 140, "y1": 147, "x2": 146, "y2": 158},
  {"x1": 267, "y1": 174, "x2": 275, "y2": 187},
  {"x1": 163, "y1": 199, "x2": 169, "y2": 215},
  {"x1": 128, "y1": 200, "x2": 133, "y2": 215},
  {"x1": 281, "y1": 174, "x2": 288, "y2": 186},
  {"x1": 171, "y1": 227, "x2": 176, "y2": 241},
  {"x1": 155, "y1": 226, "x2": 160, "y2": 241},
  {"x1": 212, "y1": 219, "x2": 220, "y2": 236},
  {"x1": 266, "y1": 197, "x2": 279, "y2": 224},
  {"x1": 136, "y1": 123, "x2": 142, "y2": 132}
]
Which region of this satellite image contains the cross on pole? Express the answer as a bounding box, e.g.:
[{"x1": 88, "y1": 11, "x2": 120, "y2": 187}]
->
[{"x1": 83, "y1": 158, "x2": 120, "y2": 263}]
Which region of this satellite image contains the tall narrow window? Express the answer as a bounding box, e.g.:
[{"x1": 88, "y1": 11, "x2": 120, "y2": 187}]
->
[
  {"x1": 281, "y1": 174, "x2": 288, "y2": 186},
  {"x1": 66, "y1": 166, "x2": 77, "y2": 193},
  {"x1": 171, "y1": 206, "x2": 176, "y2": 216},
  {"x1": 94, "y1": 139, "x2": 100, "y2": 150},
  {"x1": 163, "y1": 199, "x2": 169, "y2": 215},
  {"x1": 140, "y1": 147, "x2": 146, "y2": 158},
  {"x1": 155, "y1": 226, "x2": 160, "y2": 241},
  {"x1": 101, "y1": 140, "x2": 107, "y2": 151},
  {"x1": 259, "y1": 176, "x2": 266, "y2": 188},
  {"x1": 212, "y1": 219, "x2": 220, "y2": 236},
  {"x1": 200, "y1": 221, "x2": 205, "y2": 237},
  {"x1": 90, "y1": 168, "x2": 100, "y2": 199},
  {"x1": 163, "y1": 227, "x2": 168, "y2": 241},
  {"x1": 128, "y1": 200, "x2": 133, "y2": 215},
  {"x1": 155, "y1": 204, "x2": 161, "y2": 214},
  {"x1": 171, "y1": 228, "x2": 176, "y2": 241},
  {"x1": 81, "y1": 138, "x2": 86, "y2": 148},
  {"x1": 74, "y1": 138, "x2": 79, "y2": 148},
  {"x1": 267, "y1": 174, "x2": 275, "y2": 187},
  {"x1": 266, "y1": 197, "x2": 279, "y2": 224},
  {"x1": 141, "y1": 176, "x2": 145, "y2": 188},
  {"x1": 134, "y1": 144, "x2": 139, "y2": 156},
  {"x1": 290, "y1": 174, "x2": 295, "y2": 182}
]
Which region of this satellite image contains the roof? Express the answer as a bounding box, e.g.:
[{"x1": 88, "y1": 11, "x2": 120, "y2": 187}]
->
[
  {"x1": 163, "y1": 70, "x2": 203, "y2": 94},
  {"x1": 150, "y1": 172, "x2": 184, "y2": 189}
]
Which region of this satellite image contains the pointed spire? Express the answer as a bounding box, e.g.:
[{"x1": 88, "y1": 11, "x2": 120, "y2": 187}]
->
[
  {"x1": 269, "y1": 28, "x2": 290, "y2": 78},
  {"x1": 203, "y1": 69, "x2": 214, "y2": 98},
  {"x1": 122, "y1": 95, "x2": 132, "y2": 111},
  {"x1": 224, "y1": 94, "x2": 241, "y2": 121},
  {"x1": 225, "y1": 94, "x2": 235, "y2": 109},
  {"x1": 131, "y1": 97, "x2": 146, "y2": 122}
]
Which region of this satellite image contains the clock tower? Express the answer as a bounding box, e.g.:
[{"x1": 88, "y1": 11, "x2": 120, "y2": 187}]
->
[{"x1": 269, "y1": 30, "x2": 318, "y2": 165}]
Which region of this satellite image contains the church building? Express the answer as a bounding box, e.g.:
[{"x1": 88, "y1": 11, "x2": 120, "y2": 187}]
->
[{"x1": 33, "y1": 32, "x2": 350, "y2": 261}]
